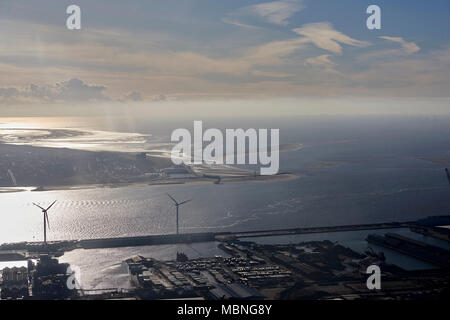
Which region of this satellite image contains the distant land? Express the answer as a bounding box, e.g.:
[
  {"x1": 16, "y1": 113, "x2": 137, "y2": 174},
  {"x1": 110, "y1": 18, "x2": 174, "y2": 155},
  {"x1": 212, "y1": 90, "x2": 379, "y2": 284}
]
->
[
  {"x1": 0, "y1": 143, "x2": 297, "y2": 192},
  {"x1": 0, "y1": 143, "x2": 172, "y2": 187},
  {"x1": 417, "y1": 158, "x2": 450, "y2": 165},
  {"x1": 308, "y1": 161, "x2": 343, "y2": 169}
]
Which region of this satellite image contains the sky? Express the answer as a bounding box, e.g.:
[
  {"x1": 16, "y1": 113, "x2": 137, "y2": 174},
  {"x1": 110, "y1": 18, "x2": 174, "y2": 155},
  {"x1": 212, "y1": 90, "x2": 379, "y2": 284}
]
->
[{"x1": 0, "y1": 0, "x2": 449, "y2": 114}]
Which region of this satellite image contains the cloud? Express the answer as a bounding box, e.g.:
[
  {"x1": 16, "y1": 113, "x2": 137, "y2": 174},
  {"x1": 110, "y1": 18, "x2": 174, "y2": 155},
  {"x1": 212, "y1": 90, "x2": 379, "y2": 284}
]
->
[
  {"x1": 53, "y1": 78, "x2": 107, "y2": 102},
  {"x1": 304, "y1": 54, "x2": 338, "y2": 73},
  {"x1": 248, "y1": 0, "x2": 304, "y2": 26},
  {"x1": 221, "y1": 18, "x2": 261, "y2": 29},
  {"x1": 0, "y1": 87, "x2": 19, "y2": 99},
  {"x1": 293, "y1": 22, "x2": 370, "y2": 55},
  {"x1": 356, "y1": 36, "x2": 421, "y2": 63},
  {"x1": 0, "y1": 16, "x2": 445, "y2": 102},
  {"x1": 0, "y1": 18, "x2": 372, "y2": 101},
  {"x1": 151, "y1": 94, "x2": 167, "y2": 101},
  {"x1": 379, "y1": 36, "x2": 420, "y2": 55},
  {"x1": 226, "y1": 0, "x2": 304, "y2": 27},
  {"x1": 349, "y1": 46, "x2": 450, "y2": 96},
  {"x1": 251, "y1": 70, "x2": 295, "y2": 78},
  {"x1": 246, "y1": 38, "x2": 307, "y2": 65},
  {"x1": 0, "y1": 21, "x2": 373, "y2": 103},
  {"x1": 122, "y1": 91, "x2": 142, "y2": 102},
  {"x1": 304, "y1": 54, "x2": 334, "y2": 67},
  {"x1": 0, "y1": 78, "x2": 108, "y2": 104}
]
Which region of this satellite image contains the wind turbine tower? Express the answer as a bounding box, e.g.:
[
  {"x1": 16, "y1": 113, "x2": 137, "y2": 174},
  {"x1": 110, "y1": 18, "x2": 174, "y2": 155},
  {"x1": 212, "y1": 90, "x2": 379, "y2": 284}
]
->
[
  {"x1": 167, "y1": 194, "x2": 191, "y2": 235},
  {"x1": 32, "y1": 200, "x2": 57, "y2": 245}
]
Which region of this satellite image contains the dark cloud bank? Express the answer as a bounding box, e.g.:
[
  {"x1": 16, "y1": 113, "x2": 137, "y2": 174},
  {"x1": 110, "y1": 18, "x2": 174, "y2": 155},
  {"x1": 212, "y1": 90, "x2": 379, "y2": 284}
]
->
[{"x1": 0, "y1": 78, "x2": 143, "y2": 104}]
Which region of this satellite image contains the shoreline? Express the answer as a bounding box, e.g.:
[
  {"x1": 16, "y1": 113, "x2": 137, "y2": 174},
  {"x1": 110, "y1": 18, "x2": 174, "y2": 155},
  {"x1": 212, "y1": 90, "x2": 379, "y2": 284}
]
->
[
  {"x1": 0, "y1": 188, "x2": 30, "y2": 194},
  {"x1": 0, "y1": 173, "x2": 298, "y2": 193},
  {"x1": 0, "y1": 139, "x2": 302, "y2": 194}
]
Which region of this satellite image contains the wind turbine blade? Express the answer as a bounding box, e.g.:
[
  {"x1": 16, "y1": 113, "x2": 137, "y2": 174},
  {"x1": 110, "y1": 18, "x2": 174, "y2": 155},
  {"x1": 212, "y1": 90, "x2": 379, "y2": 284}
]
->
[
  {"x1": 33, "y1": 203, "x2": 45, "y2": 211},
  {"x1": 46, "y1": 200, "x2": 57, "y2": 211},
  {"x1": 179, "y1": 199, "x2": 192, "y2": 205},
  {"x1": 166, "y1": 193, "x2": 178, "y2": 204},
  {"x1": 45, "y1": 212, "x2": 50, "y2": 230}
]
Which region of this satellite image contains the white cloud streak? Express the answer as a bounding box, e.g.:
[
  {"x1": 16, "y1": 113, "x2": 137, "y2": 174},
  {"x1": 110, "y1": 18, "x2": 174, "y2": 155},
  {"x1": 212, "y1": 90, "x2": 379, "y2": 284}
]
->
[
  {"x1": 246, "y1": 0, "x2": 304, "y2": 26},
  {"x1": 379, "y1": 36, "x2": 420, "y2": 55},
  {"x1": 293, "y1": 22, "x2": 370, "y2": 55},
  {"x1": 224, "y1": 0, "x2": 304, "y2": 28},
  {"x1": 304, "y1": 54, "x2": 339, "y2": 74}
]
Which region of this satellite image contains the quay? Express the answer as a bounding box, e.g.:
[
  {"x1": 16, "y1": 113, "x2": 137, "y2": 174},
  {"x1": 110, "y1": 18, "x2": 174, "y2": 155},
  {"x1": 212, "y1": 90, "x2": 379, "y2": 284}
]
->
[
  {"x1": 367, "y1": 233, "x2": 450, "y2": 268},
  {"x1": 0, "y1": 221, "x2": 414, "y2": 259},
  {"x1": 215, "y1": 221, "x2": 412, "y2": 240}
]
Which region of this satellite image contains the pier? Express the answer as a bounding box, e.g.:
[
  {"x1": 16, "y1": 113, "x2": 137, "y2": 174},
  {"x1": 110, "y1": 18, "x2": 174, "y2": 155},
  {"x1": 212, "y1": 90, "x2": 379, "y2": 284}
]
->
[
  {"x1": 0, "y1": 221, "x2": 414, "y2": 259},
  {"x1": 215, "y1": 221, "x2": 412, "y2": 240},
  {"x1": 367, "y1": 233, "x2": 450, "y2": 268}
]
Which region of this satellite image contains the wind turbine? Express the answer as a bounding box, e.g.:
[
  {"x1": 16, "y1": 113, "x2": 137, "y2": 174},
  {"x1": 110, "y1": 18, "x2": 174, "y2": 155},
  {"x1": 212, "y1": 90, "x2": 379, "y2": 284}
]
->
[
  {"x1": 167, "y1": 194, "x2": 191, "y2": 235},
  {"x1": 32, "y1": 200, "x2": 56, "y2": 245}
]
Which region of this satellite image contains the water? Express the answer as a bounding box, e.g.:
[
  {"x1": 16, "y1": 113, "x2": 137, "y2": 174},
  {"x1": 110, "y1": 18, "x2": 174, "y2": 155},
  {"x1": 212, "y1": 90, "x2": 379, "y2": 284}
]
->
[
  {"x1": 58, "y1": 242, "x2": 228, "y2": 290},
  {"x1": 1, "y1": 115, "x2": 450, "y2": 287},
  {"x1": 57, "y1": 227, "x2": 447, "y2": 289},
  {"x1": 2, "y1": 172, "x2": 448, "y2": 244}
]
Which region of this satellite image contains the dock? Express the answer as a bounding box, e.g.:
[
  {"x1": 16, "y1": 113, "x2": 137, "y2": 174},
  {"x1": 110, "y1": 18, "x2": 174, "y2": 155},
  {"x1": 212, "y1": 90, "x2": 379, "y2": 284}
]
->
[
  {"x1": 216, "y1": 221, "x2": 412, "y2": 240},
  {"x1": 0, "y1": 221, "x2": 413, "y2": 259},
  {"x1": 367, "y1": 233, "x2": 450, "y2": 268}
]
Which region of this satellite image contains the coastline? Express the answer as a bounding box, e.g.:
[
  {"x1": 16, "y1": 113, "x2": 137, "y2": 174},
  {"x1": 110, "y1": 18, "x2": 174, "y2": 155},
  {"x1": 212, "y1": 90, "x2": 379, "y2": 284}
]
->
[
  {"x1": 0, "y1": 139, "x2": 301, "y2": 194},
  {"x1": 0, "y1": 188, "x2": 29, "y2": 194},
  {"x1": 0, "y1": 173, "x2": 298, "y2": 193}
]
